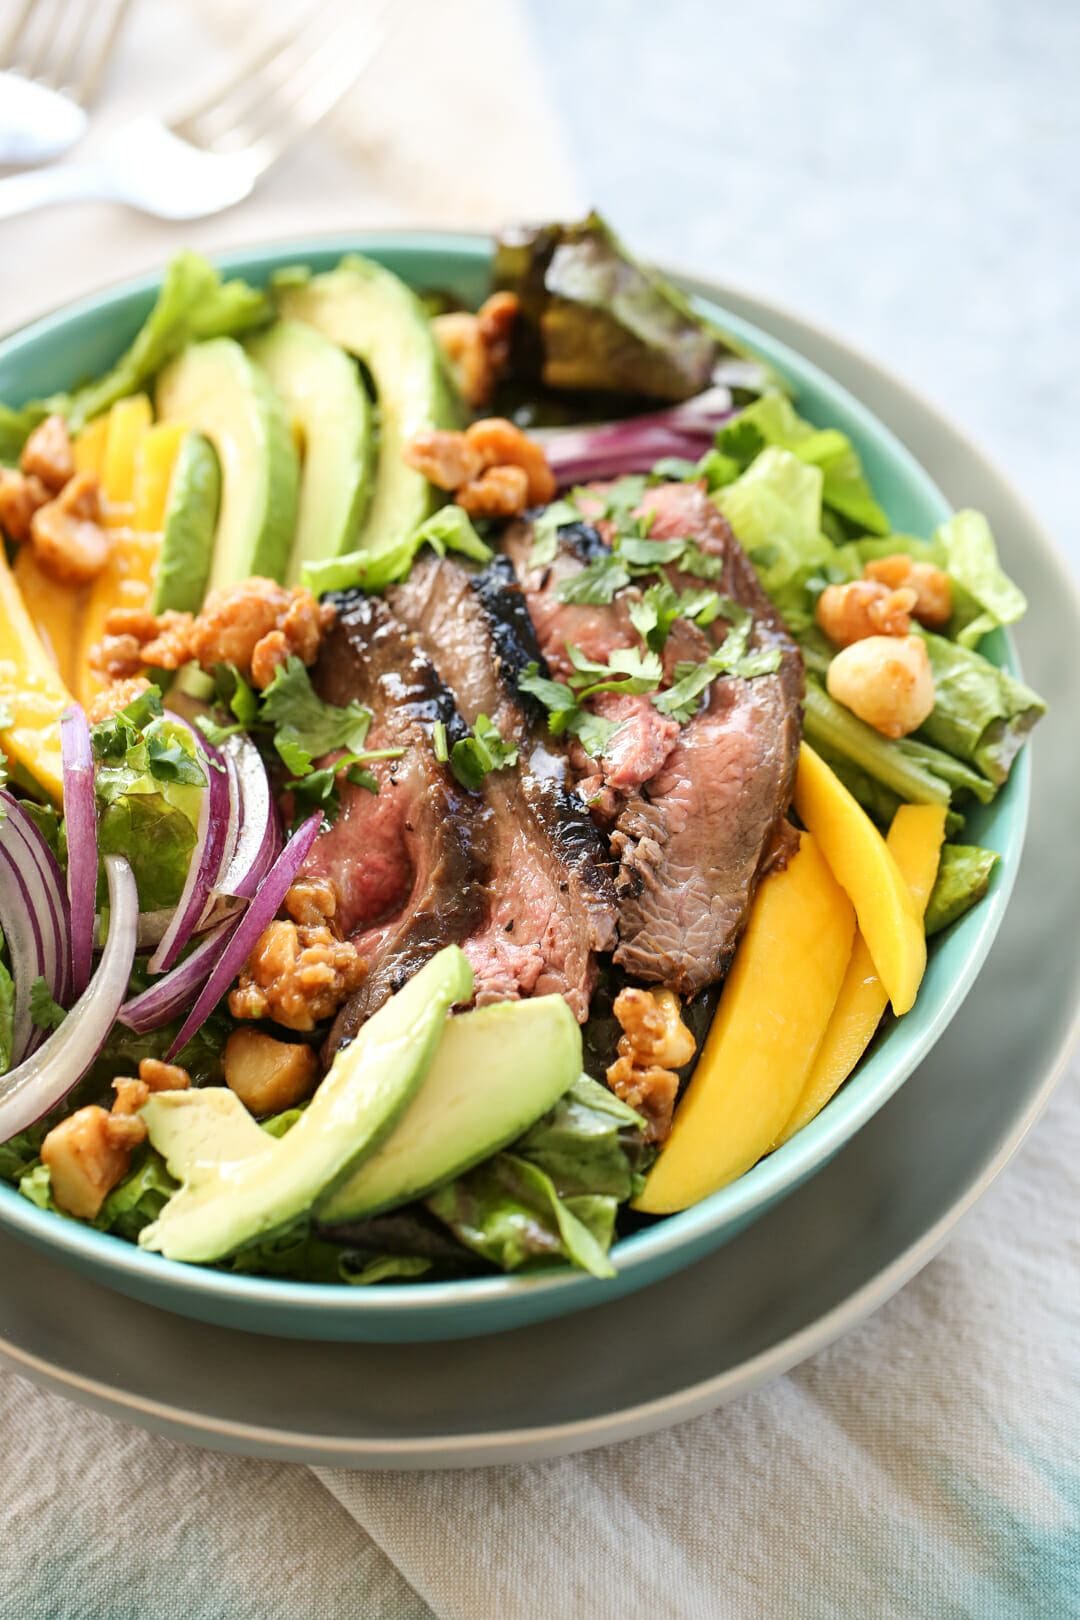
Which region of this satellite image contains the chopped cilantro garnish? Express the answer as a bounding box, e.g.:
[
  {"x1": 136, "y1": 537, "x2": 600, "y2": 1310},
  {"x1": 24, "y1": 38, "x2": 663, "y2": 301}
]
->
[
  {"x1": 443, "y1": 714, "x2": 519, "y2": 792},
  {"x1": 556, "y1": 553, "x2": 631, "y2": 605},
  {"x1": 529, "y1": 497, "x2": 583, "y2": 568},
  {"x1": 302, "y1": 506, "x2": 493, "y2": 596},
  {"x1": 29, "y1": 976, "x2": 65, "y2": 1031},
  {"x1": 258, "y1": 657, "x2": 374, "y2": 775},
  {"x1": 654, "y1": 605, "x2": 782, "y2": 723},
  {"x1": 716, "y1": 416, "x2": 767, "y2": 467},
  {"x1": 554, "y1": 531, "x2": 725, "y2": 609},
  {"x1": 518, "y1": 663, "x2": 621, "y2": 761},
  {"x1": 628, "y1": 582, "x2": 722, "y2": 654},
  {"x1": 431, "y1": 720, "x2": 449, "y2": 763},
  {"x1": 565, "y1": 643, "x2": 663, "y2": 700},
  {"x1": 91, "y1": 687, "x2": 207, "y2": 790},
  {"x1": 285, "y1": 746, "x2": 404, "y2": 823}
]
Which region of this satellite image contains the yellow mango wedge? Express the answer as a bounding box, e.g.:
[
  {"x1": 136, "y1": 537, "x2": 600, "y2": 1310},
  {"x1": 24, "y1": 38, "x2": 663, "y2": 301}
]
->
[
  {"x1": 0, "y1": 545, "x2": 74, "y2": 802},
  {"x1": 774, "y1": 803, "x2": 946, "y2": 1147},
  {"x1": 12, "y1": 548, "x2": 83, "y2": 689},
  {"x1": 794, "y1": 743, "x2": 925, "y2": 1016},
  {"x1": 633, "y1": 830, "x2": 855, "y2": 1214},
  {"x1": 73, "y1": 413, "x2": 110, "y2": 477},
  {"x1": 100, "y1": 393, "x2": 153, "y2": 529},
  {"x1": 75, "y1": 408, "x2": 182, "y2": 708}
]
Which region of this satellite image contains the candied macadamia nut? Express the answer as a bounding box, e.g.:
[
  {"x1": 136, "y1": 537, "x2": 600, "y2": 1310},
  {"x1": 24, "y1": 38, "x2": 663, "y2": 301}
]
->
[{"x1": 826, "y1": 634, "x2": 935, "y2": 739}]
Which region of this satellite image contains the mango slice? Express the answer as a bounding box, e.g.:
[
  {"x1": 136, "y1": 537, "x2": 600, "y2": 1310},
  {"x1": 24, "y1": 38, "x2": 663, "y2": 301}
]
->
[
  {"x1": 794, "y1": 743, "x2": 926, "y2": 1015},
  {"x1": 73, "y1": 414, "x2": 110, "y2": 477},
  {"x1": 633, "y1": 830, "x2": 855, "y2": 1214},
  {"x1": 75, "y1": 408, "x2": 183, "y2": 708},
  {"x1": 0, "y1": 545, "x2": 75, "y2": 803},
  {"x1": 12, "y1": 547, "x2": 84, "y2": 690},
  {"x1": 774, "y1": 803, "x2": 946, "y2": 1146}
]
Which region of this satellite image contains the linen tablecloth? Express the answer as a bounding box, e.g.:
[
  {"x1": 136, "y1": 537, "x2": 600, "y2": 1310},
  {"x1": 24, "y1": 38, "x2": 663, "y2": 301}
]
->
[{"x1": 1, "y1": 3, "x2": 1077, "y2": 1615}]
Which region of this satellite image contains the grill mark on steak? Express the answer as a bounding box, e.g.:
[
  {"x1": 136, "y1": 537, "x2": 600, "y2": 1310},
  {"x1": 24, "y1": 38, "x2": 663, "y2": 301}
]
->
[
  {"x1": 502, "y1": 482, "x2": 803, "y2": 995},
  {"x1": 608, "y1": 481, "x2": 804, "y2": 993},
  {"x1": 307, "y1": 590, "x2": 490, "y2": 1052},
  {"x1": 386, "y1": 553, "x2": 617, "y2": 1020}
]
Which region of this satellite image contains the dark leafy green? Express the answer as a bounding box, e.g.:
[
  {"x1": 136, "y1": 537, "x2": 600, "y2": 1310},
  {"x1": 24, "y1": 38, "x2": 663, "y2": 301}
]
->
[
  {"x1": 917, "y1": 633, "x2": 1045, "y2": 786},
  {"x1": 29, "y1": 976, "x2": 65, "y2": 1031}
]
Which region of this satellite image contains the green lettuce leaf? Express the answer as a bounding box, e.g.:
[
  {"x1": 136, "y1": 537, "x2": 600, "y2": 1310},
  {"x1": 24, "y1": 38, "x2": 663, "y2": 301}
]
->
[
  {"x1": 96, "y1": 788, "x2": 199, "y2": 913},
  {"x1": 937, "y1": 510, "x2": 1027, "y2": 649},
  {"x1": 1, "y1": 254, "x2": 270, "y2": 448},
  {"x1": 425, "y1": 1152, "x2": 617, "y2": 1278},
  {"x1": 512, "y1": 1075, "x2": 649, "y2": 1200},
  {"x1": 225, "y1": 1221, "x2": 432, "y2": 1285},
  {"x1": 719, "y1": 394, "x2": 889, "y2": 535},
  {"x1": 0, "y1": 1123, "x2": 45, "y2": 1184},
  {"x1": 93, "y1": 1145, "x2": 177, "y2": 1240},
  {"x1": 715, "y1": 447, "x2": 833, "y2": 631},
  {"x1": 925, "y1": 845, "x2": 1000, "y2": 936},
  {"x1": 917, "y1": 632, "x2": 1045, "y2": 785},
  {"x1": 301, "y1": 505, "x2": 492, "y2": 597}
]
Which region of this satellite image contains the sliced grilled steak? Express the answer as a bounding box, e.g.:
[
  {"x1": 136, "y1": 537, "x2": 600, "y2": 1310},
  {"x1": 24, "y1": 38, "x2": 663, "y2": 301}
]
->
[
  {"x1": 305, "y1": 590, "x2": 490, "y2": 1049},
  {"x1": 386, "y1": 552, "x2": 617, "y2": 1020},
  {"x1": 503, "y1": 482, "x2": 804, "y2": 995}
]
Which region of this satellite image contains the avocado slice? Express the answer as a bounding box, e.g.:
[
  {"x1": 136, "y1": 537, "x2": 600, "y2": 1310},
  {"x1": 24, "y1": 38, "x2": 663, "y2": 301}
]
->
[
  {"x1": 154, "y1": 337, "x2": 299, "y2": 597},
  {"x1": 276, "y1": 256, "x2": 462, "y2": 556},
  {"x1": 151, "y1": 432, "x2": 221, "y2": 614},
  {"x1": 318, "y1": 995, "x2": 584, "y2": 1225},
  {"x1": 246, "y1": 320, "x2": 374, "y2": 585},
  {"x1": 138, "y1": 946, "x2": 473, "y2": 1264}
]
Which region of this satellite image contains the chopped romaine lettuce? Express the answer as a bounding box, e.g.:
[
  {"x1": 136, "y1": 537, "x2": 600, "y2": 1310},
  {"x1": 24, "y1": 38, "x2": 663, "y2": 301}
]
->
[
  {"x1": 917, "y1": 632, "x2": 1045, "y2": 785},
  {"x1": 717, "y1": 394, "x2": 889, "y2": 535},
  {"x1": 1, "y1": 254, "x2": 270, "y2": 449},
  {"x1": 938, "y1": 510, "x2": 1027, "y2": 649},
  {"x1": 925, "y1": 845, "x2": 1000, "y2": 936},
  {"x1": 301, "y1": 505, "x2": 492, "y2": 597},
  {"x1": 715, "y1": 447, "x2": 833, "y2": 631}
]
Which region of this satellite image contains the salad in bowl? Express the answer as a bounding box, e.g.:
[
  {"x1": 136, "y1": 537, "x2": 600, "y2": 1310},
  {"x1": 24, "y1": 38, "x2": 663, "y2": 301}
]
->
[{"x1": 0, "y1": 215, "x2": 1043, "y2": 1299}]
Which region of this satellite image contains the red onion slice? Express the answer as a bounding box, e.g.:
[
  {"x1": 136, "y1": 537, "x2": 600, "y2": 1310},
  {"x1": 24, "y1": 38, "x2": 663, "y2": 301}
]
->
[
  {"x1": 215, "y1": 733, "x2": 281, "y2": 900},
  {"x1": 119, "y1": 916, "x2": 238, "y2": 1033},
  {"x1": 536, "y1": 386, "x2": 736, "y2": 487},
  {"x1": 0, "y1": 793, "x2": 71, "y2": 1062},
  {"x1": 165, "y1": 812, "x2": 322, "y2": 1061},
  {"x1": 0, "y1": 854, "x2": 137, "y2": 1142},
  {"x1": 60, "y1": 705, "x2": 96, "y2": 999},
  {"x1": 148, "y1": 724, "x2": 229, "y2": 975}
]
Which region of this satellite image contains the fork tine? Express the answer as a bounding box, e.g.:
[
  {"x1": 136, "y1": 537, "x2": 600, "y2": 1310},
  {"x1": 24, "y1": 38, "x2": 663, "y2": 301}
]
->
[
  {"x1": 0, "y1": 0, "x2": 38, "y2": 71},
  {"x1": 69, "y1": 0, "x2": 132, "y2": 105},
  {"x1": 236, "y1": 5, "x2": 391, "y2": 163},
  {"x1": 170, "y1": 0, "x2": 347, "y2": 147}
]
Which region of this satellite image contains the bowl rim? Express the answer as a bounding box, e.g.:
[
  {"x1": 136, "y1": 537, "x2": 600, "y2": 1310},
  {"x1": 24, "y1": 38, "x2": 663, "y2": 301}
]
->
[{"x1": 0, "y1": 231, "x2": 1031, "y2": 1320}]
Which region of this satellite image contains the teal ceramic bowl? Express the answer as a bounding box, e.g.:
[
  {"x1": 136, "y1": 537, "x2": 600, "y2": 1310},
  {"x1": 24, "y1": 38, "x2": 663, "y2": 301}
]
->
[{"x1": 0, "y1": 234, "x2": 1030, "y2": 1341}]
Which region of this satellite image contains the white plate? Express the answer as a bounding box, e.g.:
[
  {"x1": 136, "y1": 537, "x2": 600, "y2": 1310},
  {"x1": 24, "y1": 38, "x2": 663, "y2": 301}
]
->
[{"x1": 1, "y1": 270, "x2": 1077, "y2": 1468}]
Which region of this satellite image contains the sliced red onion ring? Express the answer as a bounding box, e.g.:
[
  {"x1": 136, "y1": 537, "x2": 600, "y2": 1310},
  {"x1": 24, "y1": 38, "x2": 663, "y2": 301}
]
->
[
  {"x1": 0, "y1": 854, "x2": 137, "y2": 1142},
  {"x1": 148, "y1": 720, "x2": 229, "y2": 974},
  {"x1": 60, "y1": 705, "x2": 96, "y2": 999},
  {"x1": 535, "y1": 386, "x2": 736, "y2": 487},
  {"x1": 0, "y1": 793, "x2": 71, "y2": 1063},
  {"x1": 119, "y1": 916, "x2": 239, "y2": 1033},
  {"x1": 165, "y1": 812, "x2": 323, "y2": 1061},
  {"x1": 215, "y1": 733, "x2": 281, "y2": 901}
]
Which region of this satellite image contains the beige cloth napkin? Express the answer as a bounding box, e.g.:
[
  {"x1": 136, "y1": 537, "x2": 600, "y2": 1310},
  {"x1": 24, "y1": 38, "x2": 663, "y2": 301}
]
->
[{"x1": 0, "y1": 0, "x2": 582, "y2": 331}]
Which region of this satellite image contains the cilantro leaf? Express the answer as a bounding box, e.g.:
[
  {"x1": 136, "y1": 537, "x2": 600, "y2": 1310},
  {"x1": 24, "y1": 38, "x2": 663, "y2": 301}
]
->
[
  {"x1": 259, "y1": 657, "x2": 372, "y2": 775},
  {"x1": 284, "y1": 746, "x2": 403, "y2": 823},
  {"x1": 617, "y1": 535, "x2": 687, "y2": 567},
  {"x1": 675, "y1": 541, "x2": 725, "y2": 580},
  {"x1": 556, "y1": 553, "x2": 631, "y2": 605},
  {"x1": 716, "y1": 416, "x2": 767, "y2": 468},
  {"x1": 628, "y1": 582, "x2": 722, "y2": 655},
  {"x1": 446, "y1": 715, "x2": 519, "y2": 792},
  {"x1": 566, "y1": 643, "x2": 662, "y2": 699},
  {"x1": 529, "y1": 497, "x2": 582, "y2": 568},
  {"x1": 518, "y1": 662, "x2": 622, "y2": 762},
  {"x1": 29, "y1": 976, "x2": 65, "y2": 1031},
  {"x1": 144, "y1": 721, "x2": 208, "y2": 785}
]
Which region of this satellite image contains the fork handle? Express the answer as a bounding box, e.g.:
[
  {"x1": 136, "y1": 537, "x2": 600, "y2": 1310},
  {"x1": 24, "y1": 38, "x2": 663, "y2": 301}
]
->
[{"x1": 0, "y1": 161, "x2": 117, "y2": 221}]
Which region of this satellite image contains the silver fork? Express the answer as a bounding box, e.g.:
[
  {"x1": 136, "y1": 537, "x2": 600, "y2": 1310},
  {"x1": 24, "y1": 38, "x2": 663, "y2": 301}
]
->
[
  {"x1": 0, "y1": 0, "x2": 133, "y2": 163},
  {"x1": 0, "y1": 0, "x2": 390, "y2": 221}
]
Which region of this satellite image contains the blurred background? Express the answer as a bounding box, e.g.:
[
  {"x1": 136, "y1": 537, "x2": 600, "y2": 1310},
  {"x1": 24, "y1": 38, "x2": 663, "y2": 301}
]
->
[{"x1": 1, "y1": 0, "x2": 1075, "y2": 561}]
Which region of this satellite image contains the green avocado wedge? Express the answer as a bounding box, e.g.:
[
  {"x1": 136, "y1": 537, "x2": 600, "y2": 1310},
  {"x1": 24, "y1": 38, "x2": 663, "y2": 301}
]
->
[
  {"x1": 154, "y1": 337, "x2": 299, "y2": 598},
  {"x1": 275, "y1": 256, "x2": 463, "y2": 556},
  {"x1": 318, "y1": 995, "x2": 584, "y2": 1225},
  {"x1": 138, "y1": 947, "x2": 473, "y2": 1264},
  {"x1": 245, "y1": 319, "x2": 374, "y2": 585},
  {"x1": 151, "y1": 432, "x2": 221, "y2": 614}
]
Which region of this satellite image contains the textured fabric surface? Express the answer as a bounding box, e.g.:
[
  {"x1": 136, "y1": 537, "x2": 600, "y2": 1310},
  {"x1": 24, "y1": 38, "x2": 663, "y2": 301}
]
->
[{"x1": 316, "y1": 1073, "x2": 1080, "y2": 1620}]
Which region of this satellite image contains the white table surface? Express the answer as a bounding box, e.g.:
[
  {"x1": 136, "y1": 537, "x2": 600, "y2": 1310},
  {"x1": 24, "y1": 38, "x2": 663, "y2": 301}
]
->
[{"x1": 1, "y1": 2, "x2": 1078, "y2": 1615}]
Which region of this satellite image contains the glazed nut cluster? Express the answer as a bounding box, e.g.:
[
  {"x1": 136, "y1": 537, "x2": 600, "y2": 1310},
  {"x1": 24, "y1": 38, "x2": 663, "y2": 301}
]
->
[
  {"x1": 432, "y1": 290, "x2": 520, "y2": 410},
  {"x1": 605, "y1": 986, "x2": 696, "y2": 1146},
  {"x1": 403, "y1": 417, "x2": 556, "y2": 519},
  {"x1": 0, "y1": 415, "x2": 109, "y2": 586},
  {"x1": 91, "y1": 577, "x2": 335, "y2": 691},
  {"x1": 816, "y1": 552, "x2": 952, "y2": 739}
]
